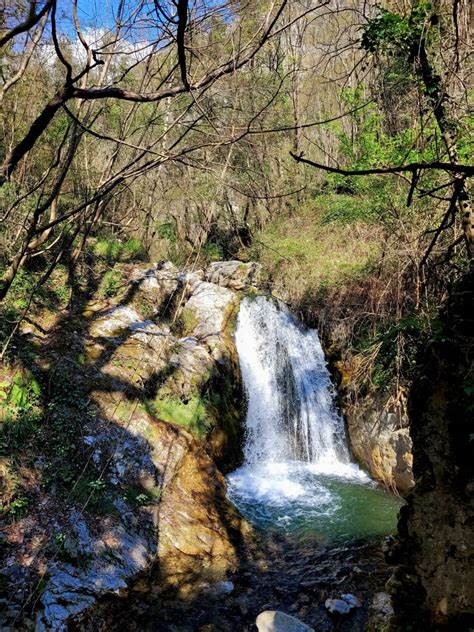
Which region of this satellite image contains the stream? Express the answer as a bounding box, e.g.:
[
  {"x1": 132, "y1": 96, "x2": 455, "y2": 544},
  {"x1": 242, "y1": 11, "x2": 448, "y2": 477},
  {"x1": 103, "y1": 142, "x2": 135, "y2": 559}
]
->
[{"x1": 227, "y1": 296, "x2": 402, "y2": 544}]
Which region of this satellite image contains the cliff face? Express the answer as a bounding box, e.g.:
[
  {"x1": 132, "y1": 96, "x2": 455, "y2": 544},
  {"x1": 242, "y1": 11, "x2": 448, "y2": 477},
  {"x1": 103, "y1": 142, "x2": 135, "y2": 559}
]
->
[
  {"x1": 0, "y1": 260, "x2": 260, "y2": 630},
  {"x1": 390, "y1": 270, "x2": 474, "y2": 628}
]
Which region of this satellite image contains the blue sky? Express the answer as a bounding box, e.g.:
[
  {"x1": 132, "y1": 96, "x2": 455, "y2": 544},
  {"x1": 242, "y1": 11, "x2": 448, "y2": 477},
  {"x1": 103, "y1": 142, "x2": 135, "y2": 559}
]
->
[{"x1": 57, "y1": 0, "x2": 122, "y2": 30}]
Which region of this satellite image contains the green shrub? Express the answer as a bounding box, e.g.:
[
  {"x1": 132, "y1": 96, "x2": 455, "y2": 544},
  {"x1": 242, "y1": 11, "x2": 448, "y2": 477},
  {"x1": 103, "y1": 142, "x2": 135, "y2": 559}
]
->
[
  {"x1": 157, "y1": 221, "x2": 177, "y2": 242},
  {"x1": 93, "y1": 239, "x2": 122, "y2": 261},
  {"x1": 202, "y1": 241, "x2": 224, "y2": 262},
  {"x1": 122, "y1": 238, "x2": 146, "y2": 260},
  {"x1": 98, "y1": 270, "x2": 123, "y2": 298},
  {"x1": 5, "y1": 495, "x2": 29, "y2": 520}
]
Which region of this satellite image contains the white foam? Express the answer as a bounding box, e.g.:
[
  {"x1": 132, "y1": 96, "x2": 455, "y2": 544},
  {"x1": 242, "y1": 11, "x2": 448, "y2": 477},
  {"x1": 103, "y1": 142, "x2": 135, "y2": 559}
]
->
[
  {"x1": 308, "y1": 458, "x2": 371, "y2": 482},
  {"x1": 227, "y1": 461, "x2": 336, "y2": 510}
]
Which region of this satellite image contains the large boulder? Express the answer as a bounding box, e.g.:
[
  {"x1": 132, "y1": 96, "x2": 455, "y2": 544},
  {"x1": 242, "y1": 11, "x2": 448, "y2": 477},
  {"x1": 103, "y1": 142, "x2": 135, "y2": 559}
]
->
[
  {"x1": 206, "y1": 260, "x2": 262, "y2": 291},
  {"x1": 33, "y1": 414, "x2": 244, "y2": 630},
  {"x1": 180, "y1": 281, "x2": 237, "y2": 354},
  {"x1": 1, "y1": 261, "x2": 252, "y2": 630}
]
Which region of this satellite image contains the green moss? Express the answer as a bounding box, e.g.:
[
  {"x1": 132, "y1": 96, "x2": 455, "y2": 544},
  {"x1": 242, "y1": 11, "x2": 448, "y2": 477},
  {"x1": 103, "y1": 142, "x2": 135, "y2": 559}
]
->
[
  {"x1": 151, "y1": 395, "x2": 211, "y2": 437},
  {"x1": 171, "y1": 307, "x2": 199, "y2": 337}
]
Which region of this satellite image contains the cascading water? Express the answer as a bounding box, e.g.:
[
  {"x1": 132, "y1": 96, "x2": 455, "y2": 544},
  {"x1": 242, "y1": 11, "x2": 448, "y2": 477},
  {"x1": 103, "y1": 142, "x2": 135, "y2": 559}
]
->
[{"x1": 227, "y1": 296, "x2": 402, "y2": 543}]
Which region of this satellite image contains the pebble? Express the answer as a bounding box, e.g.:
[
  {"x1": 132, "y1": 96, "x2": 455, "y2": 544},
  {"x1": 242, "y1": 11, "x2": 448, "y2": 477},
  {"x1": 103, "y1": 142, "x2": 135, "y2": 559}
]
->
[
  {"x1": 341, "y1": 593, "x2": 362, "y2": 608},
  {"x1": 325, "y1": 598, "x2": 351, "y2": 614}
]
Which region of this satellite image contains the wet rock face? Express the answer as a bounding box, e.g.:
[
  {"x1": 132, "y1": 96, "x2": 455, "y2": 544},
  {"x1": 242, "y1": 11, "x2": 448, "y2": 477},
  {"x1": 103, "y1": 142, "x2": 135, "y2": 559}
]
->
[
  {"x1": 345, "y1": 396, "x2": 414, "y2": 493},
  {"x1": 390, "y1": 270, "x2": 474, "y2": 628}
]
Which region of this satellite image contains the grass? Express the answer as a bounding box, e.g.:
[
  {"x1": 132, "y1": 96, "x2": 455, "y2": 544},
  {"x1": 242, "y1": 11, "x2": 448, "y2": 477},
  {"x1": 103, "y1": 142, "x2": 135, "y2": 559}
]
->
[
  {"x1": 252, "y1": 196, "x2": 381, "y2": 306},
  {"x1": 97, "y1": 269, "x2": 124, "y2": 298},
  {"x1": 92, "y1": 237, "x2": 147, "y2": 263}
]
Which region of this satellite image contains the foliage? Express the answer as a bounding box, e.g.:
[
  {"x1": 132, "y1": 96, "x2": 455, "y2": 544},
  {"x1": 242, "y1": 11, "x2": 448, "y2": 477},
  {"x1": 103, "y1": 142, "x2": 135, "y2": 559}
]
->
[
  {"x1": 361, "y1": 3, "x2": 433, "y2": 54},
  {"x1": 98, "y1": 270, "x2": 123, "y2": 298},
  {"x1": 92, "y1": 238, "x2": 147, "y2": 263},
  {"x1": 353, "y1": 310, "x2": 440, "y2": 390}
]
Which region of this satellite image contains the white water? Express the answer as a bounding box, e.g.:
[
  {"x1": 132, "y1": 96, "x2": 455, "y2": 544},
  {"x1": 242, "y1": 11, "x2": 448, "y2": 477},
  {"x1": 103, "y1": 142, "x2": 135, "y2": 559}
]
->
[
  {"x1": 234, "y1": 295, "x2": 356, "y2": 468},
  {"x1": 226, "y1": 296, "x2": 395, "y2": 543}
]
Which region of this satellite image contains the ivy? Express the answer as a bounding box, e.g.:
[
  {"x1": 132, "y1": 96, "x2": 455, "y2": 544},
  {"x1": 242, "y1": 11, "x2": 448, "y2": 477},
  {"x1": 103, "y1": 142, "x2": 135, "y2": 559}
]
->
[{"x1": 361, "y1": 3, "x2": 433, "y2": 54}]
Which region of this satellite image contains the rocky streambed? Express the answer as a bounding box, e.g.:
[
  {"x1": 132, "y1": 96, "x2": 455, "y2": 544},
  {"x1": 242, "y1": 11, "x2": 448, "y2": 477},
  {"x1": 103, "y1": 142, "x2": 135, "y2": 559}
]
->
[{"x1": 74, "y1": 534, "x2": 394, "y2": 632}]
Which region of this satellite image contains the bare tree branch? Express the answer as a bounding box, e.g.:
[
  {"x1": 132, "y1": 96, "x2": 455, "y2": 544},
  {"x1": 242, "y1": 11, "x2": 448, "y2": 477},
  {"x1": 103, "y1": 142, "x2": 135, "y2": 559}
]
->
[
  {"x1": 0, "y1": 0, "x2": 52, "y2": 48},
  {"x1": 290, "y1": 151, "x2": 474, "y2": 177}
]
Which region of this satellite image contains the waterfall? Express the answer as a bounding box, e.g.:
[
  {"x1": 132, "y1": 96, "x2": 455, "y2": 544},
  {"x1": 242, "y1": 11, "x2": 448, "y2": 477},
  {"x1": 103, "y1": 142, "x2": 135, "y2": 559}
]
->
[
  {"x1": 234, "y1": 295, "x2": 349, "y2": 471},
  {"x1": 227, "y1": 296, "x2": 400, "y2": 542}
]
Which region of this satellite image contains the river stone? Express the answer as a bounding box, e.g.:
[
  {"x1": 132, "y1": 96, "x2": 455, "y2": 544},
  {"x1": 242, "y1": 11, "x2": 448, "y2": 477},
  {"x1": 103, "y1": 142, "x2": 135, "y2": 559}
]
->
[
  {"x1": 341, "y1": 593, "x2": 362, "y2": 608},
  {"x1": 369, "y1": 591, "x2": 394, "y2": 625},
  {"x1": 256, "y1": 611, "x2": 314, "y2": 632}
]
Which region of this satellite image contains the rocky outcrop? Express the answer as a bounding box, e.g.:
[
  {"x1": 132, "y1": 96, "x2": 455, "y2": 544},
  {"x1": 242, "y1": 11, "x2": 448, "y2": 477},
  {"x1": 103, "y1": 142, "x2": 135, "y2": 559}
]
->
[
  {"x1": 205, "y1": 260, "x2": 262, "y2": 291},
  {"x1": 389, "y1": 270, "x2": 474, "y2": 628},
  {"x1": 0, "y1": 260, "x2": 258, "y2": 630},
  {"x1": 345, "y1": 394, "x2": 414, "y2": 493}
]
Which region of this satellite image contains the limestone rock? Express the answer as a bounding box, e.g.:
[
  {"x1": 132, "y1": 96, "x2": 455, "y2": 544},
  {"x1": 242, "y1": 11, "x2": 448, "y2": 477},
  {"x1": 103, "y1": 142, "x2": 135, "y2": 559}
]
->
[
  {"x1": 206, "y1": 260, "x2": 262, "y2": 290},
  {"x1": 368, "y1": 592, "x2": 394, "y2": 627},
  {"x1": 181, "y1": 281, "x2": 237, "y2": 344},
  {"x1": 90, "y1": 305, "x2": 143, "y2": 338},
  {"x1": 90, "y1": 316, "x2": 173, "y2": 386},
  {"x1": 178, "y1": 269, "x2": 205, "y2": 293},
  {"x1": 131, "y1": 261, "x2": 179, "y2": 295},
  {"x1": 36, "y1": 522, "x2": 156, "y2": 631},
  {"x1": 2, "y1": 260, "x2": 255, "y2": 630},
  {"x1": 256, "y1": 610, "x2": 314, "y2": 632},
  {"x1": 153, "y1": 420, "x2": 240, "y2": 579},
  {"x1": 345, "y1": 395, "x2": 414, "y2": 493}
]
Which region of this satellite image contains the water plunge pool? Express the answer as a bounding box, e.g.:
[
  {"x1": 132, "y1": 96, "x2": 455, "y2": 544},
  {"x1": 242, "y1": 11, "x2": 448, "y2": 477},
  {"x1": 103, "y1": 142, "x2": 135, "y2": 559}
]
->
[{"x1": 227, "y1": 461, "x2": 403, "y2": 545}]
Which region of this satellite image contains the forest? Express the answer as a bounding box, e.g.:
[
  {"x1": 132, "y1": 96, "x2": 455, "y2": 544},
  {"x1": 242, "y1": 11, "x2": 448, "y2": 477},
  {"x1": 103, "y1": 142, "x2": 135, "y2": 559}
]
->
[{"x1": 1, "y1": 1, "x2": 473, "y2": 630}]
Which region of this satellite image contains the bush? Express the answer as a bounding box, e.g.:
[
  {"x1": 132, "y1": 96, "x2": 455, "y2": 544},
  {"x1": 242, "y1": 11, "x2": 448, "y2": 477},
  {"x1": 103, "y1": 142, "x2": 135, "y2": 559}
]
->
[{"x1": 98, "y1": 270, "x2": 123, "y2": 298}]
